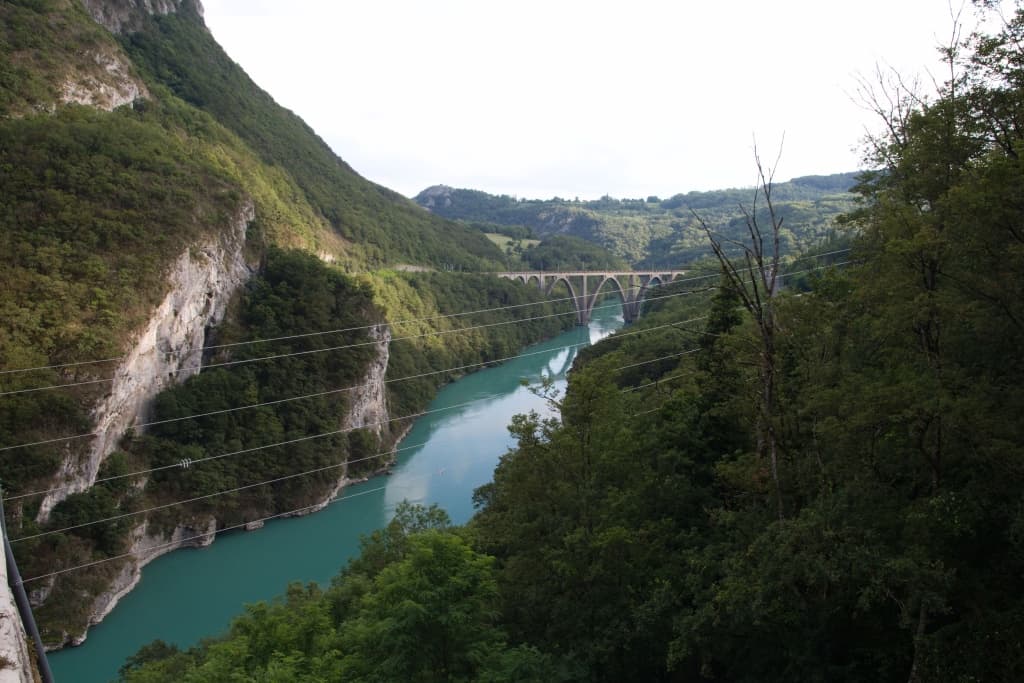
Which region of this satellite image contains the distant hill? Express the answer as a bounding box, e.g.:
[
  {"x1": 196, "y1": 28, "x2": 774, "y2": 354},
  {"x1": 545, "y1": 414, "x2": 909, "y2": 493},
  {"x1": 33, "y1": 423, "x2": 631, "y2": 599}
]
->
[{"x1": 415, "y1": 172, "x2": 860, "y2": 267}]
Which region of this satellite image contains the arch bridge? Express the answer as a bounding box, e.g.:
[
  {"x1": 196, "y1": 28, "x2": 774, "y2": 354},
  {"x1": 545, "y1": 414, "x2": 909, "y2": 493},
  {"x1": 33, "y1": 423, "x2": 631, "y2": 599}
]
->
[{"x1": 497, "y1": 270, "x2": 687, "y2": 325}]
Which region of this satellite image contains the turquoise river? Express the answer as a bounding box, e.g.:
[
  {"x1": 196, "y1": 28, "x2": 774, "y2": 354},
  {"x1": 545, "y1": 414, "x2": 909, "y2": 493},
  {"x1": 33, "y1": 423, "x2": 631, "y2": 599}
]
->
[{"x1": 49, "y1": 303, "x2": 624, "y2": 682}]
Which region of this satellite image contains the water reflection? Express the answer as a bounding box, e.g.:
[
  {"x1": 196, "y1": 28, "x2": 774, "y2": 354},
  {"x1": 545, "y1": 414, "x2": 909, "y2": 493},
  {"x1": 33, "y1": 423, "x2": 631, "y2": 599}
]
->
[{"x1": 51, "y1": 303, "x2": 624, "y2": 683}]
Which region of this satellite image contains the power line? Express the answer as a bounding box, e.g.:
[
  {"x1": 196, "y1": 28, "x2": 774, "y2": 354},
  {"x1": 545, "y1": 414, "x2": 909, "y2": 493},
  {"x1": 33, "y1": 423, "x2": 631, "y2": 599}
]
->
[
  {"x1": 11, "y1": 336, "x2": 713, "y2": 543},
  {"x1": 0, "y1": 341, "x2": 596, "y2": 456},
  {"x1": 7, "y1": 256, "x2": 857, "y2": 582},
  {"x1": 621, "y1": 373, "x2": 690, "y2": 394},
  {"x1": 4, "y1": 258, "x2": 852, "y2": 498},
  {"x1": 0, "y1": 248, "x2": 850, "y2": 381},
  {"x1": 0, "y1": 275, "x2": 681, "y2": 378},
  {"x1": 11, "y1": 443, "x2": 421, "y2": 543},
  {"x1": 0, "y1": 285, "x2": 699, "y2": 397},
  {"x1": 0, "y1": 289, "x2": 713, "y2": 454},
  {"x1": 5, "y1": 398, "x2": 474, "y2": 504},
  {"x1": 3, "y1": 259, "x2": 850, "y2": 506},
  {"x1": 612, "y1": 348, "x2": 701, "y2": 371},
  {"x1": 3, "y1": 312, "x2": 712, "y2": 502},
  {"x1": 0, "y1": 281, "x2": 711, "y2": 400},
  {"x1": 18, "y1": 471, "x2": 439, "y2": 585}
]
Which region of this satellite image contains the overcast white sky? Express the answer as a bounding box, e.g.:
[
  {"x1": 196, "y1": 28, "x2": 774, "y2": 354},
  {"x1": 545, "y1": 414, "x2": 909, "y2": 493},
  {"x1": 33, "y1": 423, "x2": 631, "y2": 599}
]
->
[{"x1": 201, "y1": 1, "x2": 982, "y2": 200}]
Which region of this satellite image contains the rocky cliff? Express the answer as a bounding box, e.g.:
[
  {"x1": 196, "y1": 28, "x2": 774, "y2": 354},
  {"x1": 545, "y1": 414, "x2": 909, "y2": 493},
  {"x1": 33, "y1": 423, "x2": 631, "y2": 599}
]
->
[
  {"x1": 342, "y1": 324, "x2": 392, "y2": 439},
  {"x1": 37, "y1": 201, "x2": 256, "y2": 523},
  {"x1": 49, "y1": 315, "x2": 395, "y2": 648},
  {"x1": 79, "y1": 0, "x2": 198, "y2": 35}
]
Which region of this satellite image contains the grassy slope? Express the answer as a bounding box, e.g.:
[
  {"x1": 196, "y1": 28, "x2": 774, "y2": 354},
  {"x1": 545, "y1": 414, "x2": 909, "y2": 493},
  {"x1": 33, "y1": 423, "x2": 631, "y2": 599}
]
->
[{"x1": 122, "y1": 0, "x2": 504, "y2": 270}]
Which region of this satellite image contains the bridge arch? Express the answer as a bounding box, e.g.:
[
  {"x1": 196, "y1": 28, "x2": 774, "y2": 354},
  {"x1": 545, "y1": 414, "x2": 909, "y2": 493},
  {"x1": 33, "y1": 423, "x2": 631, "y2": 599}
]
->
[
  {"x1": 630, "y1": 275, "x2": 665, "y2": 320},
  {"x1": 583, "y1": 276, "x2": 628, "y2": 323},
  {"x1": 544, "y1": 276, "x2": 585, "y2": 324},
  {"x1": 497, "y1": 269, "x2": 688, "y2": 325}
]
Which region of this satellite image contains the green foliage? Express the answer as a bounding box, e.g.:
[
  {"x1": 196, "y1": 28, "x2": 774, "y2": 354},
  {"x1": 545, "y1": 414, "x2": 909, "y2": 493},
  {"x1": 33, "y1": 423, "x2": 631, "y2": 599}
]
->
[
  {"x1": 0, "y1": 105, "x2": 240, "y2": 369},
  {"x1": 133, "y1": 249, "x2": 381, "y2": 525},
  {"x1": 467, "y1": 9, "x2": 1024, "y2": 679},
  {"x1": 0, "y1": 0, "x2": 128, "y2": 114},
  {"x1": 121, "y1": 504, "x2": 562, "y2": 682},
  {"x1": 122, "y1": 5, "x2": 504, "y2": 270},
  {"x1": 414, "y1": 174, "x2": 859, "y2": 267},
  {"x1": 368, "y1": 271, "x2": 575, "y2": 419},
  {"x1": 520, "y1": 235, "x2": 628, "y2": 271}
]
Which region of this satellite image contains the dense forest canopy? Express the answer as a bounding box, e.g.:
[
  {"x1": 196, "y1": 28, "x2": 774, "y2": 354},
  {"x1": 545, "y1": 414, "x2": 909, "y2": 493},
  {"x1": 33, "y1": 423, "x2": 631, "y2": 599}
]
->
[{"x1": 124, "y1": 3, "x2": 1024, "y2": 680}]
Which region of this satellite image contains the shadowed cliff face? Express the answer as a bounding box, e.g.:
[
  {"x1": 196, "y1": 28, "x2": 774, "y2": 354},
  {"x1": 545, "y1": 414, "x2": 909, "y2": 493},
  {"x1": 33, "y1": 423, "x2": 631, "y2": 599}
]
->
[{"x1": 79, "y1": 0, "x2": 201, "y2": 34}]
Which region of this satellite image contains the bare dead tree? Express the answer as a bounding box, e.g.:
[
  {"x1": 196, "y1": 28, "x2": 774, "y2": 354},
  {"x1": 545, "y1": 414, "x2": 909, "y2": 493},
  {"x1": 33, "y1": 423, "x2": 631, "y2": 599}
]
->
[{"x1": 692, "y1": 142, "x2": 785, "y2": 520}]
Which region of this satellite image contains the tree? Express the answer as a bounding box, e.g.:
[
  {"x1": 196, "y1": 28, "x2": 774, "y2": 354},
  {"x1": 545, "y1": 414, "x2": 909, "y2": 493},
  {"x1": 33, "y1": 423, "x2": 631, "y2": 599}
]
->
[
  {"x1": 339, "y1": 530, "x2": 503, "y2": 682},
  {"x1": 693, "y1": 143, "x2": 786, "y2": 519}
]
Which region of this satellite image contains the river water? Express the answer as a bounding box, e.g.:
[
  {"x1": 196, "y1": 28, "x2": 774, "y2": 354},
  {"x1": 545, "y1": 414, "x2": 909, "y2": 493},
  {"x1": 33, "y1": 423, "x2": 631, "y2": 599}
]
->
[{"x1": 49, "y1": 303, "x2": 623, "y2": 682}]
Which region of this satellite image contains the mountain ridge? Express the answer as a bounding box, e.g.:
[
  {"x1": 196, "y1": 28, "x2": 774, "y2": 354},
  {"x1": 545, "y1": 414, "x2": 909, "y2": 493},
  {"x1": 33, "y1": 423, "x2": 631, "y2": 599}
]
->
[{"x1": 414, "y1": 171, "x2": 859, "y2": 267}]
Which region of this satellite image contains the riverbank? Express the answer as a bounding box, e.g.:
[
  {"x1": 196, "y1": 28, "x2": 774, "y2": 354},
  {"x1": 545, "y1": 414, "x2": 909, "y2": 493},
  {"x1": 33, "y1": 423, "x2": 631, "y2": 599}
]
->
[{"x1": 49, "y1": 308, "x2": 621, "y2": 682}]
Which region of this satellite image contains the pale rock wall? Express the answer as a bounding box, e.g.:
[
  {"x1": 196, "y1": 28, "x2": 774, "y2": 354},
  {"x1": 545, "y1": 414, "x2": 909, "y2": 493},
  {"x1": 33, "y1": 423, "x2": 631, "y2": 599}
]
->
[
  {"x1": 60, "y1": 49, "x2": 149, "y2": 111},
  {"x1": 79, "y1": 0, "x2": 202, "y2": 35},
  {"x1": 55, "y1": 321, "x2": 394, "y2": 647},
  {"x1": 37, "y1": 201, "x2": 255, "y2": 522},
  {"x1": 342, "y1": 324, "x2": 391, "y2": 438}
]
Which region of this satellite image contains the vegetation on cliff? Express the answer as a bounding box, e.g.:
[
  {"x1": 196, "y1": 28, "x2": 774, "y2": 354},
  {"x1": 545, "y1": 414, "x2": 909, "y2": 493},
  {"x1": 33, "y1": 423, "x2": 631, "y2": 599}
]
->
[
  {"x1": 0, "y1": 0, "x2": 569, "y2": 646},
  {"x1": 122, "y1": 4, "x2": 1024, "y2": 679}
]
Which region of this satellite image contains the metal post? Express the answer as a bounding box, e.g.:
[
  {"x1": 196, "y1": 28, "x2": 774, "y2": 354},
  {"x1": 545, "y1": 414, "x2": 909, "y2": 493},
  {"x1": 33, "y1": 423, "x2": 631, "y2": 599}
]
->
[{"x1": 0, "y1": 487, "x2": 55, "y2": 683}]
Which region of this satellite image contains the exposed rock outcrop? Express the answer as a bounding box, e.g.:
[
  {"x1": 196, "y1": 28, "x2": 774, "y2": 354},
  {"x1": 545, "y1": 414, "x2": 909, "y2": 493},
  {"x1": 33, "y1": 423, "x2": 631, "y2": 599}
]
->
[
  {"x1": 415, "y1": 185, "x2": 454, "y2": 210},
  {"x1": 66, "y1": 516, "x2": 217, "y2": 647},
  {"x1": 342, "y1": 324, "x2": 391, "y2": 439},
  {"x1": 59, "y1": 318, "x2": 395, "y2": 647},
  {"x1": 79, "y1": 0, "x2": 201, "y2": 35},
  {"x1": 60, "y1": 49, "x2": 149, "y2": 110},
  {"x1": 37, "y1": 201, "x2": 256, "y2": 522}
]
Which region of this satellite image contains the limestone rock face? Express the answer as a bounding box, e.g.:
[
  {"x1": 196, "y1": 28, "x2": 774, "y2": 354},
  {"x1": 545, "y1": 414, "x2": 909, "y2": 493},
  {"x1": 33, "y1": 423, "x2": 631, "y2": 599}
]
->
[
  {"x1": 69, "y1": 516, "x2": 217, "y2": 647},
  {"x1": 79, "y1": 0, "x2": 202, "y2": 34},
  {"x1": 56, "y1": 319, "x2": 396, "y2": 647},
  {"x1": 60, "y1": 48, "x2": 149, "y2": 110},
  {"x1": 37, "y1": 201, "x2": 255, "y2": 522},
  {"x1": 342, "y1": 324, "x2": 392, "y2": 438}
]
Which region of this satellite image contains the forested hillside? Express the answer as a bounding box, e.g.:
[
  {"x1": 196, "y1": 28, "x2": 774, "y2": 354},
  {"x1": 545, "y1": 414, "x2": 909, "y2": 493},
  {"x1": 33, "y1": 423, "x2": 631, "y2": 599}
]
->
[
  {"x1": 123, "y1": 4, "x2": 1024, "y2": 680},
  {"x1": 415, "y1": 172, "x2": 858, "y2": 267},
  {"x1": 0, "y1": 0, "x2": 572, "y2": 648}
]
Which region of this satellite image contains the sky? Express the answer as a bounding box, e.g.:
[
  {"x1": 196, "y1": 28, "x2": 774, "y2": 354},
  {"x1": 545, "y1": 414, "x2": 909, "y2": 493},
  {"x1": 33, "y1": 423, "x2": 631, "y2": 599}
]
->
[{"x1": 200, "y1": 1, "x2": 985, "y2": 200}]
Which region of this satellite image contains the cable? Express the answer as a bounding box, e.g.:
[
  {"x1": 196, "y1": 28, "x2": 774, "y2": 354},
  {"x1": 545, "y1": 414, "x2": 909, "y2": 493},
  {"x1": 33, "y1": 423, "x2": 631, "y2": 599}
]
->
[
  {"x1": 11, "y1": 442, "x2": 425, "y2": 543},
  {"x1": 0, "y1": 248, "x2": 850, "y2": 380},
  {"x1": 18, "y1": 344, "x2": 712, "y2": 540},
  {"x1": 612, "y1": 348, "x2": 701, "y2": 371},
  {"x1": 10, "y1": 256, "x2": 857, "y2": 581},
  {"x1": 0, "y1": 290, "x2": 711, "y2": 454},
  {"x1": 5, "y1": 259, "x2": 849, "y2": 494},
  {"x1": 5, "y1": 312, "x2": 713, "y2": 504},
  {"x1": 5, "y1": 397, "x2": 479, "y2": 504},
  {"x1": 0, "y1": 284, "x2": 692, "y2": 397},
  {"x1": 621, "y1": 373, "x2": 689, "y2": 393},
  {"x1": 0, "y1": 377, "x2": 115, "y2": 397},
  {"x1": 0, "y1": 340, "x2": 597, "y2": 456},
  {"x1": 19, "y1": 470, "x2": 441, "y2": 585},
  {"x1": 0, "y1": 274, "x2": 682, "y2": 377}
]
